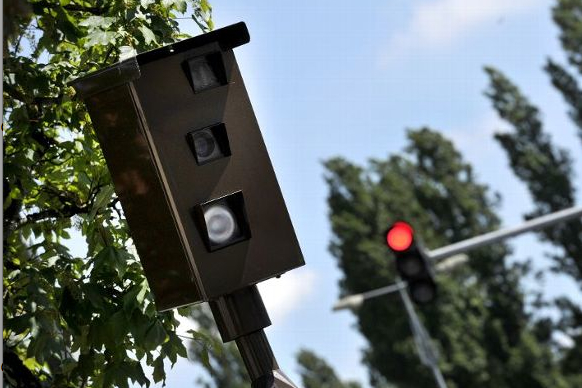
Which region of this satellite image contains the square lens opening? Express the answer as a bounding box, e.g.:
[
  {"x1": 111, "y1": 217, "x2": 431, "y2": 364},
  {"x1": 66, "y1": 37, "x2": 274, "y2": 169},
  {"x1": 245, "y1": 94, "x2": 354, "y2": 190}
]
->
[
  {"x1": 187, "y1": 123, "x2": 231, "y2": 165},
  {"x1": 194, "y1": 191, "x2": 251, "y2": 252},
  {"x1": 185, "y1": 52, "x2": 227, "y2": 93}
]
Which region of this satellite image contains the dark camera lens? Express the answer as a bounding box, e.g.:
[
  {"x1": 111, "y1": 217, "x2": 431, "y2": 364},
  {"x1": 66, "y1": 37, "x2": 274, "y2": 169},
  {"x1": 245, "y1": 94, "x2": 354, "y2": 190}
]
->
[
  {"x1": 187, "y1": 55, "x2": 223, "y2": 92},
  {"x1": 193, "y1": 131, "x2": 216, "y2": 158}
]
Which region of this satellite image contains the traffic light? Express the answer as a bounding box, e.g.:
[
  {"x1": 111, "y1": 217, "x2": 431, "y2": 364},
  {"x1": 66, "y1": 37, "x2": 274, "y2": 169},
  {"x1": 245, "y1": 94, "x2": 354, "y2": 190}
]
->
[
  {"x1": 71, "y1": 22, "x2": 304, "y2": 311},
  {"x1": 385, "y1": 222, "x2": 436, "y2": 304}
]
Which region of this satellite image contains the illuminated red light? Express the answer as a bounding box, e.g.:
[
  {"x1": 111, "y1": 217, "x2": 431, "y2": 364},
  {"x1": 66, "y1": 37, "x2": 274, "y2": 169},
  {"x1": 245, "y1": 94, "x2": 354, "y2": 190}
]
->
[{"x1": 386, "y1": 222, "x2": 414, "y2": 251}]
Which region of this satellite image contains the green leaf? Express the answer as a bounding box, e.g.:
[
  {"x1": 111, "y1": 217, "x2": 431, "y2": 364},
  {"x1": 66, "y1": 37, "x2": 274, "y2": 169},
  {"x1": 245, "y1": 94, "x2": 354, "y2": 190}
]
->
[
  {"x1": 84, "y1": 30, "x2": 117, "y2": 48},
  {"x1": 175, "y1": 0, "x2": 187, "y2": 13},
  {"x1": 74, "y1": 352, "x2": 96, "y2": 380},
  {"x1": 144, "y1": 320, "x2": 168, "y2": 349},
  {"x1": 123, "y1": 280, "x2": 149, "y2": 314},
  {"x1": 93, "y1": 246, "x2": 129, "y2": 279},
  {"x1": 79, "y1": 16, "x2": 116, "y2": 29},
  {"x1": 104, "y1": 310, "x2": 129, "y2": 348},
  {"x1": 162, "y1": 0, "x2": 187, "y2": 13},
  {"x1": 199, "y1": 346, "x2": 211, "y2": 369},
  {"x1": 138, "y1": 26, "x2": 157, "y2": 45},
  {"x1": 141, "y1": 0, "x2": 156, "y2": 7},
  {"x1": 162, "y1": 331, "x2": 187, "y2": 366},
  {"x1": 6, "y1": 314, "x2": 32, "y2": 333},
  {"x1": 83, "y1": 283, "x2": 107, "y2": 310},
  {"x1": 88, "y1": 184, "x2": 115, "y2": 220},
  {"x1": 200, "y1": 0, "x2": 211, "y2": 13},
  {"x1": 55, "y1": 6, "x2": 81, "y2": 41},
  {"x1": 152, "y1": 356, "x2": 165, "y2": 383},
  {"x1": 125, "y1": 361, "x2": 150, "y2": 387},
  {"x1": 27, "y1": 332, "x2": 50, "y2": 362},
  {"x1": 169, "y1": 331, "x2": 187, "y2": 359}
]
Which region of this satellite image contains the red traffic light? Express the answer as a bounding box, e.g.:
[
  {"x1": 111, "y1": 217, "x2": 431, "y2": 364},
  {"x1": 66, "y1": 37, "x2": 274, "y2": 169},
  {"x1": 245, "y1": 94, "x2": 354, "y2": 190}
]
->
[{"x1": 386, "y1": 221, "x2": 414, "y2": 251}]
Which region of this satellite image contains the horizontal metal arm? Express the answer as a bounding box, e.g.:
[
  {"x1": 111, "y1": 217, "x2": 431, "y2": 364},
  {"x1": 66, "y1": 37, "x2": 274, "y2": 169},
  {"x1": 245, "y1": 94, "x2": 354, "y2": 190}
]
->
[
  {"x1": 333, "y1": 282, "x2": 406, "y2": 311},
  {"x1": 333, "y1": 206, "x2": 582, "y2": 312},
  {"x1": 427, "y1": 206, "x2": 582, "y2": 261}
]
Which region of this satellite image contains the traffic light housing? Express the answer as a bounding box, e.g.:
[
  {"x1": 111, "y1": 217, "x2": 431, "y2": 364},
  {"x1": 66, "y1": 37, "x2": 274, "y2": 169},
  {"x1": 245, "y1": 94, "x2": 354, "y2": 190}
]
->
[
  {"x1": 71, "y1": 22, "x2": 304, "y2": 311},
  {"x1": 385, "y1": 222, "x2": 436, "y2": 304}
]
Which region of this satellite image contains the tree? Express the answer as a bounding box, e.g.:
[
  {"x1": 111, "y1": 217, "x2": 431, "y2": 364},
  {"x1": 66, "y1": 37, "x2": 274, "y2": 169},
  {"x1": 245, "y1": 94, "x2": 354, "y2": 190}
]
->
[
  {"x1": 184, "y1": 309, "x2": 365, "y2": 388},
  {"x1": 297, "y1": 349, "x2": 363, "y2": 388},
  {"x1": 187, "y1": 306, "x2": 249, "y2": 388},
  {"x1": 484, "y1": 66, "x2": 582, "y2": 282},
  {"x1": 324, "y1": 128, "x2": 570, "y2": 388},
  {"x1": 3, "y1": 1, "x2": 213, "y2": 386},
  {"x1": 483, "y1": 1, "x2": 582, "y2": 385},
  {"x1": 324, "y1": 1, "x2": 582, "y2": 387}
]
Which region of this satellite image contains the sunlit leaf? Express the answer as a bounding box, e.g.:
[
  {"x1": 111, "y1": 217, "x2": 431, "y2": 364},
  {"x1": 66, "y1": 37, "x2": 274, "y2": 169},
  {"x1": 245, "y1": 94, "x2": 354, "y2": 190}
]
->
[{"x1": 139, "y1": 26, "x2": 157, "y2": 45}]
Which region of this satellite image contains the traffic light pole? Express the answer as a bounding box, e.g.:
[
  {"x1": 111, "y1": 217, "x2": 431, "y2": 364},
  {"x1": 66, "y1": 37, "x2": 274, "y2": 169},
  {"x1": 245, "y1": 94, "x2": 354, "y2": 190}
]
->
[
  {"x1": 427, "y1": 206, "x2": 582, "y2": 261},
  {"x1": 332, "y1": 254, "x2": 467, "y2": 311},
  {"x1": 398, "y1": 282, "x2": 447, "y2": 388},
  {"x1": 333, "y1": 206, "x2": 582, "y2": 386},
  {"x1": 209, "y1": 286, "x2": 299, "y2": 388},
  {"x1": 334, "y1": 206, "x2": 582, "y2": 310}
]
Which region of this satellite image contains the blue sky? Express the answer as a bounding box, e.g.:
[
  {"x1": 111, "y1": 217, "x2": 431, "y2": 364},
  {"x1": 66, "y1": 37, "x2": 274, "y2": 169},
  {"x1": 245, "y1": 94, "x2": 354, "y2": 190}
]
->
[{"x1": 115, "y1": 0, "x2": 582, "y2": 386}]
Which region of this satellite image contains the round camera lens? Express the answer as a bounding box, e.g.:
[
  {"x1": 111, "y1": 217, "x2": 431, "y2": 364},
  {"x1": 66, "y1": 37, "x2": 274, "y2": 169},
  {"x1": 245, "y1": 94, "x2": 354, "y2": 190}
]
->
[
  {"x1": 204, "y1": 204, "x2": 237, "y2": 244},
  {"x1": 193, "y1": 131, "x2": 216, "y2": 158}
]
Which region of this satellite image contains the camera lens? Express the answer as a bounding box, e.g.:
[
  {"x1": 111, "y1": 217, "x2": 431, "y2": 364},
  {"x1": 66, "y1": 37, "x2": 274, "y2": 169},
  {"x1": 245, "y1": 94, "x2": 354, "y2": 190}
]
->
[
  {"x1": 204, "y1": 204, "x2": 238, "y2": 244},
  {"x1": 188, "y1": 56, "x2": 221, "y2": 92},
  {"x1": 193, "y1": 130, "x2": 216, "y2": 158}
]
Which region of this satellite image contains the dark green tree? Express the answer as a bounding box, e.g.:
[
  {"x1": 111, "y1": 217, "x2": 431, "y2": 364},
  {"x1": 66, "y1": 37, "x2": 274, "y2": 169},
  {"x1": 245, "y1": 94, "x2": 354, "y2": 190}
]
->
[
  {"x1": 324, "y1": 128, "x2": 568, "y2": 388},
  {"x1": 3, "y1": 0, "x2": 213, "y2": 386},
  {"x1": 550, "y1": 0, "x2": 582, "y2": 141},
  {"x1": 185, "y1": 310, "x2": 365, "y2": 388},
  {"x1": 187, "y1": 306, "x2": 249, "y2": 388},
  {"x1": 483, "y1": 2, "x2": 582, "y2": 386},
  {"x1": 484, "y1": 67, "x2": 582, "y2": 282},
  {"x1": 297, "y1": 349, "x2": 363, "y2": 388}
]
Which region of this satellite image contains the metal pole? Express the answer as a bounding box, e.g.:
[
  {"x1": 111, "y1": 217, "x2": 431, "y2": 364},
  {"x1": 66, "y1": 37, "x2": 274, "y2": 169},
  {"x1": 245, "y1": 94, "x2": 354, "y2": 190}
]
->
[
  {"x1": 428, "y1": 206, "x2": 582, "y2": 261},
  {"x1": 210, "y1": 286, "x2": 300, "y2": 388},
  {"x1": 332, "y1": 255, "x2": 468, "y2": 311},
  {"x1": 234, "y1": 330, "x2": 298, "y2": 388},
  {"x1": 332, "y1": 282, "x2": 406, "y2": 311},
  {"x1": 398, "y1": 284, "x2": 447, "y2": 388},
  {"x1": 431, "y1": 366, "x2": 448, "y2": 388}
]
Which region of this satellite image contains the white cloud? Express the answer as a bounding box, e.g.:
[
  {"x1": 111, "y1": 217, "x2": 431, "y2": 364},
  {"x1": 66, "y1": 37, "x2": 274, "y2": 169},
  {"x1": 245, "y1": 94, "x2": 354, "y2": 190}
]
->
[
  {"x1": 383, "y1": 0, "x2": 544, "y2": 63},
  {"x1": 446, "y1": 113, "x2": 502, "y2": 158},
  {"x1": 171, "y1": 269, "x2": 315, "y2": 339},
  {"x1": 258, "y1": 269, "x2": 316, "y2": 323}
]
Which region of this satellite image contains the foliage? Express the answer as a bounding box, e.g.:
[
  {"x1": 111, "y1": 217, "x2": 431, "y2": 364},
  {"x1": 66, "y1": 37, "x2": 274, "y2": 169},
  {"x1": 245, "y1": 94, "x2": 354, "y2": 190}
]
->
[
  {"x1": 484, "y1": 67, "x2": 582, "y2": 281},
  {"x1": 551, "y1": 0, "x2": 582, "y2": 142},
  {"x1": 297, "y1": 349, "x2": 362, "y2": 388},
  {"x1": 552, "y1": 0, "x2": 582, "y2": 76},
  {"x1": 185, "y1": 309, "x2": 365, "y2": 388},
  {"x1": 186, "y1": 306, "x2": 249, "y2": 388},
  {"x1": 3, "y1": 0, "x2": 213, "y2": 386},
  {"x1": 323, "y1": 128, "x2": 569, "y2": 388},
  {"x1": 323, "y1": 1, "x2": 582, "y2": 387},
  {"x1": 483, "y1": 0, "x2": 582, "y2": 384}
]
